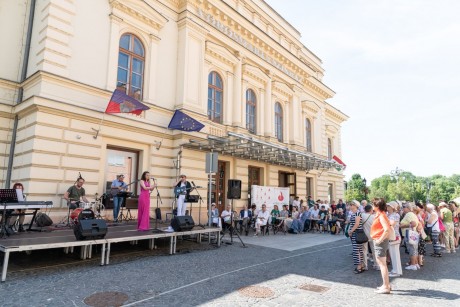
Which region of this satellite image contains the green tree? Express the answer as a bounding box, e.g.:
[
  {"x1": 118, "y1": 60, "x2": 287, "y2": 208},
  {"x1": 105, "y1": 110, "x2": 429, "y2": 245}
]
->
[{"x1": 345, "y1": 173, "x2": 367, "y2": 202}]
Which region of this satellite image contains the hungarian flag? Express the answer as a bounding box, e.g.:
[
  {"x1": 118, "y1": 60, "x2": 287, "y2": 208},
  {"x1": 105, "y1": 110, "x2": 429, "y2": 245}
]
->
[
  {"x1": 332, "y1": 155, "x2": 346, "y2": 170},
  {"x1": 105, "y1": 89, "x2": 150, "y2": 115},
  {"x1": 168, "y1": 110, "x2": 204, "y2": 132}
]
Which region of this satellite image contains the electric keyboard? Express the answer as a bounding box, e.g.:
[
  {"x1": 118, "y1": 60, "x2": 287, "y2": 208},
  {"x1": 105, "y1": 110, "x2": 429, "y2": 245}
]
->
[{"x1": 1, "y1": 201, "x2": 53, "y2": 210}]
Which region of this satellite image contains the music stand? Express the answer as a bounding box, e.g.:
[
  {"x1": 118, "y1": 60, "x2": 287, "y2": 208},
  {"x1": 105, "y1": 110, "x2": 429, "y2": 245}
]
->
[
  {"x1": 191, "y1": 186, "x2": 206, "y2": 229},
  {"x1": 220, "y1": 199, "x2": 246, "y2": 247},
  {"x1": 0, "y1": 189, "x2": 18, "y2": 238}
]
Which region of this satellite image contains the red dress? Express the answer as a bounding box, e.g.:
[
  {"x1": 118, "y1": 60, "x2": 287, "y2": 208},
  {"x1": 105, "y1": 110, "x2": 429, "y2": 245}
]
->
[{"x1": 137, "y1": 181, "x2": 150, "y2": 231}]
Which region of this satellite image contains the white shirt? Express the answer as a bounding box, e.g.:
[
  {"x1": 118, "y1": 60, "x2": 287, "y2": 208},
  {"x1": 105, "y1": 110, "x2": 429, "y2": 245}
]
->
[
  {"x1": 257, "y1": 210, "x2": 271, "y2": 226},
  {"x1": 292, "y1": 200, "x2": 300, "y2": 207},
  {"x1": 427, "y1": 212, "x2": 440, "y2": 232},
  {"x1": 221, "y1": 210, "x2": 232, "y2": 222},
  {"x1": 243, "y1": 210, "x2": 249, "y2": 218}
]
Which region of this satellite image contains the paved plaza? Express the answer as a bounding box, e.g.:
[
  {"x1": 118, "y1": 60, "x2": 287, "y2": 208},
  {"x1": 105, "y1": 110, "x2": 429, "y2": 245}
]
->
[{"x1": 1, "y1": 232, "x2": 459, "y2": 307}]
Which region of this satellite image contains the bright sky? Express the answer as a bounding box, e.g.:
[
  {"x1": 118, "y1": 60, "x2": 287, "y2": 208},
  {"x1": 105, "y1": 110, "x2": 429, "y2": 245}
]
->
[{"x1": 266, "y1": 0, "x2": 460, "y2": 181}]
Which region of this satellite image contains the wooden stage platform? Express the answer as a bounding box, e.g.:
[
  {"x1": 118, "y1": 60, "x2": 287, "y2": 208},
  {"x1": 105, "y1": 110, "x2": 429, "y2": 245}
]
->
[{"x1": 0, "y1": 220, "x2": 221, "y2": 282}]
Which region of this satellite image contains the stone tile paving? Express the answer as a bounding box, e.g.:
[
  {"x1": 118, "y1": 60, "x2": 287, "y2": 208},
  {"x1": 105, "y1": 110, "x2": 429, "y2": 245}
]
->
[{"x1": 0, "y1": 234, "x2": 459, "y2": 307}]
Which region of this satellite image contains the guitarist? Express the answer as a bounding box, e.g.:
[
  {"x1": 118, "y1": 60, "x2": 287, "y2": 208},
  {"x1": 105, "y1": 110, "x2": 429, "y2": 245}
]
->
[{"x1": 174, "y1": 174, "x2": 192, "y2": 216}]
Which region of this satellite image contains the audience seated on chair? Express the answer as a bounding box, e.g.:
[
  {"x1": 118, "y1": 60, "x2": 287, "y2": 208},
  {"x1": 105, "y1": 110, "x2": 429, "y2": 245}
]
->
[
  {"x1": 289, "y1": 206, "x2": 309, "y2": 234},
  {"x1": 239, "y1": 204, "x2": 252, "y2": 236},
  {"x1": 254, "y1": 204, "x2": 270, "y2": 236},
  {"x1": 211, "y1": 203, "x2": 220, "y2": 227},
  {"x1": 221, "y1": 204, "x2": 232, "y2": 231}
]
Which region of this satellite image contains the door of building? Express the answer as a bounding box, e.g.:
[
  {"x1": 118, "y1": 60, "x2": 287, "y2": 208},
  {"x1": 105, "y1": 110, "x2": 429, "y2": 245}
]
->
[
  {"x1": 248, "y1": 166, "x2": 261, "y2": 205},
  {"x1": 210, "y1": 161, "x2": 227, "y2": 214}
]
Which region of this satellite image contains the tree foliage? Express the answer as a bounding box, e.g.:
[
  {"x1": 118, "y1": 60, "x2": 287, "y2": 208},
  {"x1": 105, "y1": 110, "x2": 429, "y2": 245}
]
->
[{"x1": 348, "y1": 172, "x2": 460, "y2": 203}]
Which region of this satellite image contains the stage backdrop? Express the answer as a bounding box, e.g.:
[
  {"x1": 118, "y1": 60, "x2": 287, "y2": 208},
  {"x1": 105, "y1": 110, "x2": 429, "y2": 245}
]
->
[{"x1": 250, "y1": 185, "x2": 290, "y2": 212}]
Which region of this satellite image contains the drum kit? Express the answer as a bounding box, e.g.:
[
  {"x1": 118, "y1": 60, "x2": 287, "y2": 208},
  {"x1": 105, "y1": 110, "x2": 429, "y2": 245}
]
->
[{"x1": 69, "y1": 197, "x2": 105, "y2": 225}]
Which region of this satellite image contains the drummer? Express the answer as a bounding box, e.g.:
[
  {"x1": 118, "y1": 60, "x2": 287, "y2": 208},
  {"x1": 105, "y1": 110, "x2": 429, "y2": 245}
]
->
[{"x1": 63, "y1": 177, "x2": 89, "y2": 209}]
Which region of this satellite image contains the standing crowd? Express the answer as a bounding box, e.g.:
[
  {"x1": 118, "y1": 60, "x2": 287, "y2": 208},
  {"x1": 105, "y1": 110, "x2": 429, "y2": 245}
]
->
[{"x1": 346, "y1": 198, "x2": 460, "y2": 294}]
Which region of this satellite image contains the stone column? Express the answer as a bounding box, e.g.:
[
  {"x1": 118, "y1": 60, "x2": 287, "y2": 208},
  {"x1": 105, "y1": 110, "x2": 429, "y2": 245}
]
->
[
  {"x1": 233, "y1": 57, "x2": 242, "y2": 127},
  {"x1": 264, "y1": 74, "x2": 273, "y2": 137}
]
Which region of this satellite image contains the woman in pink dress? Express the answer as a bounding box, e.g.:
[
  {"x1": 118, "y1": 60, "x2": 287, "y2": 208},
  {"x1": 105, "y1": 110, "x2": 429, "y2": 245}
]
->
[{"x1": 138, "y1": 171, "x2": 156, "y2": 231}]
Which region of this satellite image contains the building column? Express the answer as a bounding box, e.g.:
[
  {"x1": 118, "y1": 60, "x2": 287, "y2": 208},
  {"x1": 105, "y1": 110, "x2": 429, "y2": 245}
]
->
[
  {"x1": 258, "y1": 88, "x2": 265, "y2": 135},
  {"x1": 264, "y1": 75, "x2": 273, "y2": 137},
  {"x1": 233, "y1": 57, "x2": 242, "y2": 127},
  {"x1": 144, "y1": 34, "x2": 160, "y2": 104},
  {"x1": 105, "y1": 14, "x2": 122, "y2": 91}
]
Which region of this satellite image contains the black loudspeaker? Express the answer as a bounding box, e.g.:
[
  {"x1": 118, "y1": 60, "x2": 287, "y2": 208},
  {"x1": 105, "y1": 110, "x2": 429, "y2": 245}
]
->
[
  {"x1": 227, "y1": 179, "x2": 242, "y2": 199},
  {"x1": 74, "y1": 219, "x2": 108, "y2": 240},
  {"x1": 171, "y1": 215, "x2": 195, "y2": 231}
]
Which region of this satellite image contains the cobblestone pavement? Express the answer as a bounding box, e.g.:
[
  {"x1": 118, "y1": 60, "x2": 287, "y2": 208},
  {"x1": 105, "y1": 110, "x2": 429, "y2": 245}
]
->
[{"x1": 1, "y1": 235, "x2": 459, "y2": 307}]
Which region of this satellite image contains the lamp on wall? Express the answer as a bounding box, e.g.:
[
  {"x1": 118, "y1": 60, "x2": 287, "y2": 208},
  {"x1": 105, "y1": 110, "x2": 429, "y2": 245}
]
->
[{"x1": 154, "y1": 139, "x2": 163, "y2": 150}]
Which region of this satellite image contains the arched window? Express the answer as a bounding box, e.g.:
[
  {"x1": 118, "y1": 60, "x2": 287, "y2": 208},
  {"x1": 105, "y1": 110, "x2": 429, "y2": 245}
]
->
[
  {"x1": 305, "y1": 118, "x2": 312, "y2": 152},
  {"x1": 208, "y1": 71, "x2": 223, "y2": 123},
  {"x1": 275, "y1": 102, "x2": 283, "y2": 142},
  {"x1": 117, "y1": 34, "x2": 145, "y2": 100},
  {"x1": 246, "y1": 89, "x2": 257, "y2": 134},
  {"x1": 327, "y1": 138, "x2": 333, "y2": 160}
]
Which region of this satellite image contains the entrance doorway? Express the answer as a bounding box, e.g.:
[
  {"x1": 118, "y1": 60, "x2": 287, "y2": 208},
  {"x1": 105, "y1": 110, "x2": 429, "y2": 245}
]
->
[
  {"x1": 279, "y1": 171, "x2": 296, "y2": 198},
  {"x1": 210, "y1": 161, "x2": 227, "y2": 214},
  {"x1": 248, "y1": 166, "x2": 261, "y2": 205},
  {"x1": 106, "y1": 147, "x2": 139, "y2": 195}
]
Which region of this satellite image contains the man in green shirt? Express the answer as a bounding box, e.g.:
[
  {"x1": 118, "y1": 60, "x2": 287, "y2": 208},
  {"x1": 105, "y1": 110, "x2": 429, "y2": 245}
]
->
[
  {"x1": 440, "y1": 202, "x2": 455, "y2": 253},
  {"x1": 307, "y1": 196, "x2": 315, "y2": 208},
  {"x1": 64, "y1": 177, "x2": 89, "y2": 209}
]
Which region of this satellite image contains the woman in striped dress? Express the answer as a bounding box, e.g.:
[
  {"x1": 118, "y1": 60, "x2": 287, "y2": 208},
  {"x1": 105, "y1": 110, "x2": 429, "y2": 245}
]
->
[{"x1": 348, "y1": 200, "x2": 365, "y2": 273}]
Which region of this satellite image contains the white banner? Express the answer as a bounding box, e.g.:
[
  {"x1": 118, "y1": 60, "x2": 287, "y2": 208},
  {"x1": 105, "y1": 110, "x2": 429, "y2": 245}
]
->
[{"x1": 250, "y1": 185, "x2": 290, "y2": 212}]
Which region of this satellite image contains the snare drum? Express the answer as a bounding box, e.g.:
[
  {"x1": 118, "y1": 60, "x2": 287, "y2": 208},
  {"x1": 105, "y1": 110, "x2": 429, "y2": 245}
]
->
[{"x1": 83, "y1": 202, "x2": 92, "y2": 209}]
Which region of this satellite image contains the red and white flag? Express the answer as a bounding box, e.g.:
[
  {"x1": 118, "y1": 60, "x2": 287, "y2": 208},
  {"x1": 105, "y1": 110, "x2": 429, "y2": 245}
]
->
[{"x1": 332, "y1": 155, "x2": 346, "y2": 170}]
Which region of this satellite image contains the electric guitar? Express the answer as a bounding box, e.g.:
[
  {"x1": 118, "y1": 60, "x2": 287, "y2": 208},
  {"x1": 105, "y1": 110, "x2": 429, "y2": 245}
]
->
[{"x1": 174, "y1": 186, "x2": 194, "y2": 197}]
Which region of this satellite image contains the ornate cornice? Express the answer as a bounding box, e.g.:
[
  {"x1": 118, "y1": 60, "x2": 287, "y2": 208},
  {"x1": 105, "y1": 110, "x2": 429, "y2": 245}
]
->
[
  {"x1": 325, "y1": 107, "x2": 349, "y2": 123},
  {"x1": 110, "y1": 0, "x2": 167, "y2": 31}
]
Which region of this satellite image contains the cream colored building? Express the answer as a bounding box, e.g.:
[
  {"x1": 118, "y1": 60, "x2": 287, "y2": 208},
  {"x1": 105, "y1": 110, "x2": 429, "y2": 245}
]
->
[{"x1": 0, "y1": 0, "x2": 348, "y2": 220}]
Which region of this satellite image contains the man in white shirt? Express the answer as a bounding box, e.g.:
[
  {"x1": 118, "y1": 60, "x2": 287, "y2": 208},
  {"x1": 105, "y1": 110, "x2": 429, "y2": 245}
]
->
[
  {"x1": 292, "y1": 196, "x2": 301, "y2": 208},
  {"x1": 221, "y1": 204, "x2": 233, "y2": 230},
  {"x1": 255, "y1": 204, "x2": 270, "y2": 236}
]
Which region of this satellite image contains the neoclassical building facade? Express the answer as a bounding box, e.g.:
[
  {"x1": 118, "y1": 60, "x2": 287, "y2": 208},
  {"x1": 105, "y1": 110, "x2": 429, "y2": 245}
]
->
[{"x1": 0, "y1": 0, "x2": 348, "y2": 217}]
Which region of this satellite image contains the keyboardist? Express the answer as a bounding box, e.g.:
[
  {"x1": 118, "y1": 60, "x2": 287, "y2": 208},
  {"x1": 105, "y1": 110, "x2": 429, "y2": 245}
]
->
[
  {"x1": 8, "y1": 182, "x2": 26, "y2": 232},
  {"x1": 63, "y1": 177, "x2": 89, "y2": 209}
]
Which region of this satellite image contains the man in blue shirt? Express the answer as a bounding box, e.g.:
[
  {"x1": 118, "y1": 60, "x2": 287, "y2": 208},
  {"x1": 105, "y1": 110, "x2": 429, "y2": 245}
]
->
[{"x1": 111, "y1": 174, "x2": 128, "y2": 222}]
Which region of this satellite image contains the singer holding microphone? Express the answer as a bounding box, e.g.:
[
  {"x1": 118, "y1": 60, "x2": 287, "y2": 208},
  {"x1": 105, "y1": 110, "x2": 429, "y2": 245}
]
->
[
  {"x1": 138, "y1": 171, "x2": 156, "y2": 231},
  {"x1": 174, "y1": 174, "x2": 192, "y2": 216}
]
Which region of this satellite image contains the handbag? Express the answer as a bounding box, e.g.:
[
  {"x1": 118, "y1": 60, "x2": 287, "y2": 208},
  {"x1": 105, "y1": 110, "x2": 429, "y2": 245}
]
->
[
  {"x1": 438, "y1": 217, "x2": 446, "y2": 232},
  {"x1": 345, "y1": 223, "x2": 350, "y2": 238},
  {"x1": 424, "y1": 219, "x2": 437, "y2": 236},
  {"x1": 355, "y1": 228, "x2": 369, "y2": 244},
  {"x1": 405, "y1": 228, "x2": 420, "y2": 245}
]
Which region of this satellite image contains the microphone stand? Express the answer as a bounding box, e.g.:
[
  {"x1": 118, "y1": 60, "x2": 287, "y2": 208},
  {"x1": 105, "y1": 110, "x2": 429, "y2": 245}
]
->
[
  {"x1": 152, "y1": 179, "x2": 163, "y2": 233},
  {"x1": 193, "y1": 184, "x2": 206, "y2": 229}
]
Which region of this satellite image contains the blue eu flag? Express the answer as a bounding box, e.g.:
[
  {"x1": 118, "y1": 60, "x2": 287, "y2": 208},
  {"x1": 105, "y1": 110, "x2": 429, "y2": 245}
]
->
[{"x1": 168, "y1": 110, "x2": 204, "y2": 132}]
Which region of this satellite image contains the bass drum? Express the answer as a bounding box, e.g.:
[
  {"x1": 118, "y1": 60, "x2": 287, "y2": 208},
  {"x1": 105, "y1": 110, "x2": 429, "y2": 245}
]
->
[{"x1": 70, "y1": 208, "x2": 83, "y2": 224}]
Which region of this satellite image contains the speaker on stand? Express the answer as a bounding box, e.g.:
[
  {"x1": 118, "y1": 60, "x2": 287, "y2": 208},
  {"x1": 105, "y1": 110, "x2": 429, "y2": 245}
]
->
[{"x1": 222, "y1": 179, "x2": 246, "y2": 247}]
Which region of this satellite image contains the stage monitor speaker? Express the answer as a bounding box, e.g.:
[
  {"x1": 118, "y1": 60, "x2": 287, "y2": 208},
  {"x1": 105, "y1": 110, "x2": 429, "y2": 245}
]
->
[
  {"x1": 227, "y1": 179, "x2": 242, "y2": 199},
  {"x1": 74, "y1": 219, "x2": 108, "y2": 240},
  {"x1": 171, "y1": 215, "x2": 195, "y2": 231},
  {"x1": 205, "y1": 152, "x2": 218, "y2": 173}
]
